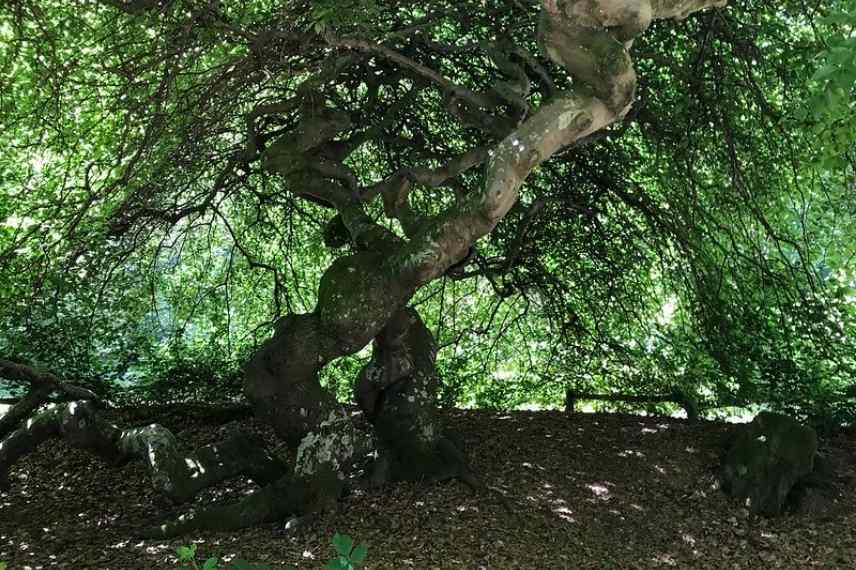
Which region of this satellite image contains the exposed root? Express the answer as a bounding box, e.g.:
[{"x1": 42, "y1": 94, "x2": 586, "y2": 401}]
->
[
  {"x1": 141, "y1": 474, "x2": 302, "y2": 538},
  {"x1": 142, "y1": 469, "x2": 344, "y2": 538},
  {"x1": 0, "y1": 401, "x2": 287, "y2": 502}
]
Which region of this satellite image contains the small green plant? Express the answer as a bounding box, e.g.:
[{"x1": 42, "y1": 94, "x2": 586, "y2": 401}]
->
[
  {"x1": 0, "y1": 561, "x2": 7, "y2": 570},
  {"x1": 175, "y1": 533, "x2": 367, "y2": 570},
  {"x1": 327, "y1": 533, "x2": 368, "y2": 570},
  {"x1": 176, "y1": 544, "x2": 221, "y2": 570}
]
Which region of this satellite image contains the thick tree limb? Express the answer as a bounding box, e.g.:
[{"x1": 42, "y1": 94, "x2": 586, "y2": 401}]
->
[
  {"x1": 0, "y1": 401, "x2": 288, "y2": 501},
  {"x1": 143, "y1": 474, "x2": 306, "y2": 538},
  {"x1": 0, "y1": 359, "x2": 100, "y2": 402},
  {"x1": 395, "y1": 0, "x2": 728, "y2": 287},
  {"x1": 0, "y1": 359, "x2": 102, "y2": 440},
  {"x1": 0, "y1": 385, "x2": 54, "y2": 442}
]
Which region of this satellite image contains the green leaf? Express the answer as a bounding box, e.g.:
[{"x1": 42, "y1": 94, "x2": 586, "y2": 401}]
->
[
  {"x1": 820, "y1": 11, "x2": 854, "y2": 25},
  {"x1": 332, "y1": 533, "x2": 354, "y2": 557},
  {"x1": 0, "y1": 562, "x2": 6, "y2": 570},
  {"x1": 176, "y1": 545, "x2": 197, "y2": 561},
  {"x1": 202, "y1": 558, "x2": 220, "y2": 570},
  {"x1": 325, "y1": 559, "x2": 350, "y2": 570},
  {"x1": 350, "y1": 544, "x2": 368, "y2": 566},
  {"x1": 812, "y1": 64, "x2": 839, "y2": 82}
]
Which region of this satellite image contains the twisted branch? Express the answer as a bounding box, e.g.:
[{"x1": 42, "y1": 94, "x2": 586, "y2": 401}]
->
[{"x1": 0, "y1": 359, "x2": 102, "y2": 440}]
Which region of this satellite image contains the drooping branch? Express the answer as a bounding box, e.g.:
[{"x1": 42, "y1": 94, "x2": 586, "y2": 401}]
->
[
  {"x1": 330, "y1": 38, "x2": 495, "y2": 112},
  {"x1": 0, "y1": 359, "x2": 101, "y2": 402}
]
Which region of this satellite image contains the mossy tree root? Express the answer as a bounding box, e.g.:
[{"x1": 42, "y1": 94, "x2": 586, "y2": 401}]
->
[
  {"x1": 141, "y1": 472, "x2": 309, "y2": 538},
  {"x1": 145, "y1": 418, "x2": 375, "y2": 538},
  {"x1": 0, "y1": 400, "x2": 288, "y2": 502}
]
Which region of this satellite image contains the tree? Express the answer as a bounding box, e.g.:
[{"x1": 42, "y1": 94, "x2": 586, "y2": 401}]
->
[{"x1": 4, "y1": 0, "x2": 850, "y2": 536}]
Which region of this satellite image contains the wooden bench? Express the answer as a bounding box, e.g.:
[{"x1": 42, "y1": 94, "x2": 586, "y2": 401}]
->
[{"x1": 564, "y1": 389, "x2": 698, "y2": 420}]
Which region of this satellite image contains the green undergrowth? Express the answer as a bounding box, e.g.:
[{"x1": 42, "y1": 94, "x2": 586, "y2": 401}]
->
[{"x1": 176, "y1": 533, "x2": 367, "y2": 570}]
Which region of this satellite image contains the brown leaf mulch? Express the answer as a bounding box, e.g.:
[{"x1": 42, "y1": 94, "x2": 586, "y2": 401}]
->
[{"x1": 1, "y1": 407, "x2": 854, "y2": 569}]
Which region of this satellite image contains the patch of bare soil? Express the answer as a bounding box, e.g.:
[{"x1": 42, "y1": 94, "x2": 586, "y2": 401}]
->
[{"x1": 1, "y1": 408, "x2": 854, "y2": 569}]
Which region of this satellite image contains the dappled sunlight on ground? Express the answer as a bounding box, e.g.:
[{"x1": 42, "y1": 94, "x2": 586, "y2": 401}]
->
[{"x1": 0, "y1": 407, "x2": 854, "y2": 568}]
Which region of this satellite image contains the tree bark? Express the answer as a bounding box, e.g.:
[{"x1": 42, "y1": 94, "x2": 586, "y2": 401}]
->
[
  {"x1": 356, "y1": 308, "x2": 474, "y2": 486},
  {"x1": 0, "y1": 359, "x2": 102, "y2": 440},
  {"x1": 243, "y1": 249, "x2": 420, "y2": 445},
  {"x1": 0, "y1": 400, "x2": 288, "y2": 502}
]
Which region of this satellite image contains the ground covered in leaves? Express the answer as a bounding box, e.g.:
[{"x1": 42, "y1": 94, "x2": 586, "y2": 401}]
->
[{"x1": 1, "y1": 406, "x2": 854, "y2": 569}]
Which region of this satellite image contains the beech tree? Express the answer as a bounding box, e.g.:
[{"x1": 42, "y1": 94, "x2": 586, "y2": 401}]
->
[{"x1": 4, "y1": 0, "x2": 852, "y2": 536}]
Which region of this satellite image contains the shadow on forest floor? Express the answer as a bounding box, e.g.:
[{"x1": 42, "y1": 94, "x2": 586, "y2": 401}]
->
[{"x1": 1, "y1": 408, "x2": 854, "y2": 569}]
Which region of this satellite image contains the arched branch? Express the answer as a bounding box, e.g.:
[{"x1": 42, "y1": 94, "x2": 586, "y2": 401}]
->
[
  {"x1": 0, "y1": 359, "x2": 102, "y2": 440},
  {"x1": 395, "y1": 0, "x2": 729, "y2": 286}
]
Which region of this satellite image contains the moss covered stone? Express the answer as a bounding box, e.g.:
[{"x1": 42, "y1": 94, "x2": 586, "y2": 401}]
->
[{"x1": 720, "y1": 412, "x2": 818, "y2": 515}]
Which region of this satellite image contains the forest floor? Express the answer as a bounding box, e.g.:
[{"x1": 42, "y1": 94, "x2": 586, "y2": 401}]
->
[{"x1": 1, "y1": 406, "x2": 855, "y2": 569}]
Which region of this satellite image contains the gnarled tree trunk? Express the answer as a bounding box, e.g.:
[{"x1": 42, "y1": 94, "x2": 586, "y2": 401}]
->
[
  {"x1": 0, "y1": 0, "x2": 729, "y2": 536},
  {"x1": 356, "y1": 307, "x2": 474, "y2": 486},
  {"x1": 237, "y1": 0, "x2": 729, "y2": 529}
]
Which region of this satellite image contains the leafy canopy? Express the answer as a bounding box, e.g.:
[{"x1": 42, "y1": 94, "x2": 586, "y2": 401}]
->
[{"x1": 0, "y1": 0, "x2": 853, "y2": 423}]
